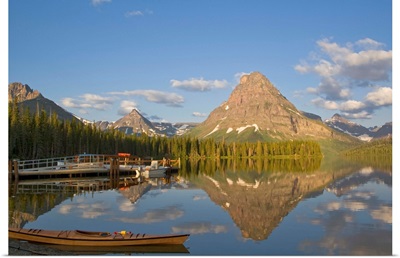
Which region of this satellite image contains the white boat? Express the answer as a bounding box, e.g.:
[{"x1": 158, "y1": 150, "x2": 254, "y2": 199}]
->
[
  {"x1": 141, "y1": 161, "x2": 168, "y2": 178},
  {"x1": 104, "y1": 160, "x2": 167, "y2": 178}
]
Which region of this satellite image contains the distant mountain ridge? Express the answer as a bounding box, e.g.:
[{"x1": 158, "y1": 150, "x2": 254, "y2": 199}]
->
[
  {"x1": 92, "y1": 112, "x2": 197, "y2": 137},
  {"x1": 324, "y1": 114, "x2": 392, "y2": 141},
  {"x1": 8, "y1": 81, "x2": 391, "y2": 141}
]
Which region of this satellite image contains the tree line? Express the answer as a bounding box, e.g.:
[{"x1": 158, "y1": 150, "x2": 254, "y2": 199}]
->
[
  {"x1": 341, "y1": 137, "x2": 392, "y2": 170},
  {"x1": 9, "y1": 101, "x2": 322, "y2": 160},
  {"x1": 341, "y1": 137, "x2": 392, "y2": 157}
]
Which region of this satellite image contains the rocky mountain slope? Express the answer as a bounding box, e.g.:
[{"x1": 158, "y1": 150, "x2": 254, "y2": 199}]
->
[
  {"x1": 112, "y1": 109, "x2": 160, "y2": 136},
  {"x1": 8, "y1": 82, "x2": 81, "y2": 122},
  {"x1": 8, "y1": 82, "x2": 42, "y2": 101},
  {"x1": 186, "y1": 72, "x2": 355, "y2": 143}
]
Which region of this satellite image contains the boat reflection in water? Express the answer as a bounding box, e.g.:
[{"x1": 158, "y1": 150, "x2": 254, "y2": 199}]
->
[
  {"x1": 39, "y1": 244, "x2": 189, "y2": 255},
  {"x1": 8, "y1": 171, "x2": 187, "y2": 255}
]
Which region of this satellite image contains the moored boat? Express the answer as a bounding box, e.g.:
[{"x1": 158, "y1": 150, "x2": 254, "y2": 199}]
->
[
  {"x1": 141, "y1": 160, "x2": 169, "y2": 178},
  {"x1": 9, "y1": 228, "x2": 190, "y2": 246}
]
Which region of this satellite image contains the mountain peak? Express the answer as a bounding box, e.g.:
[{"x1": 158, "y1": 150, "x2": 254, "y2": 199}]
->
[
  {"x1": 113, "y1": 109, "x2": 159, "y2": 136},
  {"x1": 329, "y1": 113, "x2": 355, "y2": 125},
  {"x1": 240, "y1": 71, "x2": 270, "y2": 84},
  {"x1": 8, "y1": 82, "x2": 79, "y2": 123},
  {"x1": 225, "y1": 72, "x2": 290, "y2": 113},
  {"x1": 188, "y1": 72, "x2": 354, "y2": 143},
  {"x1": 237, "y1": 72, "x2": 278, "y2": 94},
  {"x1": 8, "y1": 82, "x2": 42, "y2": 102},
  {"x1": 127, "y1": 108, "x2": 142, "y2": 116}
]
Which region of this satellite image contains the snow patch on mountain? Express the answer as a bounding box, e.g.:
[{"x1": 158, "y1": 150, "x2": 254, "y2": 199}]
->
[
  {"x1": 237, "y1": 178, "x2": 260, "y2": 189},
  {"x1": 236, "y1": 124, "x2": 259, "y2": 134},
  {"x1": 357, "y1": 134, "x2": 373, "y2": 142},
  {"x1": 204, "y1": 124, "x2": 220, "y2": 137}
]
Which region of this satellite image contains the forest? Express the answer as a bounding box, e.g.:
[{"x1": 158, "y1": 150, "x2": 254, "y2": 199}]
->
[
  {"x1": 341, "y1": 136, "x2": 392, "y2": 170},
  {"x1": 341, "y1": 137, "x2": 392, "y2": 157},
  {"x1": 9, "y1": 100, "x2": 323, "y2": 160}
]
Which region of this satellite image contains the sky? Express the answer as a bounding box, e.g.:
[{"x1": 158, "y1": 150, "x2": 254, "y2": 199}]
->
[{"x1": 6, "y1": 0, "x2": 395, "y2": 128}]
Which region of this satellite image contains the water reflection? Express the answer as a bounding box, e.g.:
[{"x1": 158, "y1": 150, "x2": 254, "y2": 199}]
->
[
  {"x1": 298, "y1": 178, "x2": 392, "y2": 255},
  {"x1": 43, "y1": 244, "x2": 190, "y2": 255},
  {"x1": 8, "y1": 157, "x2": 392, "y2": 255}
]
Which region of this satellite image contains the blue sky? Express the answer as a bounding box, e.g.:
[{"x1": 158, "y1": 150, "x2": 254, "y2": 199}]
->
[{"x1": 6, "y1": 0, "x2": 394, "y2": 127}]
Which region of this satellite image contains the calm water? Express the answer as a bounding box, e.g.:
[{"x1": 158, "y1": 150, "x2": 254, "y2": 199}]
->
[{"x1": 9, "y1": 160, "x2": 392, "y2": 255}]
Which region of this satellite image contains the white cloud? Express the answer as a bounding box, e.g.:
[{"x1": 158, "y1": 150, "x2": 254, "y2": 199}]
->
[
  {"x1": 294, "y1": 62, "x2": 310, "y2": 74},
  {"x1": 311, "y1": 98, "x2": 339, "y2": 110},
  {"x1": 355, "y1": 38, "x2": 385, "y2": 50},
  {"x1": 170, "y1": 77, "x2": 229, "y2": 92},
  {"x1": 125, "y1": 10, "x2": 153, "y2": 17},
  {"x1": 341, "y1": 110, "x2": 372, "y2": 119},
  {"x1": 316, "y1": 38, "x2": 392, "y2": 81},
  {"x1": 365, "y1": 87, "x2": 392, "y2": 106},
  {"x1": 339, "y1": 100, "x2": 366, "y2": 112},
  {"x1": 295, "y1": 37, "x2": 392, "y2": 122},
  {"x1": 317, "y1": 38, "x2": 352, "y2": 63},
  {"x1": 125, "y1": 10, "x2": 143, "y2": 17},
  {"x1": 118, "y1": 100, "x2": 139, "y2": 116},
  {"x1": 296, "y1": 37, "x2": 392, "y2": 83},
  {"x1": 192, "y1": 112, "x2": 207, "y2": 117},
  {"x1": 306, "y1": 87, "x2": 318, "y2": 94},
  {"x1": 61, "y1": 97, "x2": 79, "y2": 108},
  {"x1": 110, "y1": 90, "x2": 184, "y2": 107},
  {"x1": 91, "y1": 0, "x2": 111, "y2": 6},
  {"x1": 342, "y1": 50, "x2": 392, "y2": 81},
  {"x1": 61, "y1": 94, "x2": 114, "y2": 111}
]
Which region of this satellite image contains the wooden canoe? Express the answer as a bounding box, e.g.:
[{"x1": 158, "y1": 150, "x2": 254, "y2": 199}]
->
[{"x1": 9, "y1": 228, "x2": 190, "y2": 246}]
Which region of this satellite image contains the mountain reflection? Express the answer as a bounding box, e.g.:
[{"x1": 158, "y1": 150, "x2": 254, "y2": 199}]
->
[
  {"x1": 189, "y1": 171, "x2": 330, "y2": 240},
  {"x1": 9, "y1": 157, "x2": 392, "y2": 249},
  {"x1": 182, "y1": 158, "x2": 391, "y2": 241}
]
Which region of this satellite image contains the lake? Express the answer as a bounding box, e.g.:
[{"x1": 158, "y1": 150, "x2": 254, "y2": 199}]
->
[{"x1": 8, "y1": 158, "x2": 392, "y2": 255}]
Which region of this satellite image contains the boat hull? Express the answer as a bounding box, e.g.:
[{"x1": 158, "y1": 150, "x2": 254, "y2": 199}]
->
[{"x1": 9, "y1": 228, "x2": 189, "y2": 246}]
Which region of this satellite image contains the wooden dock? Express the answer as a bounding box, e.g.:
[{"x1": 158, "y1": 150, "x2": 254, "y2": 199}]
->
[{"x1": 9, "y1": 154, "x2": 180, "y2": 181}]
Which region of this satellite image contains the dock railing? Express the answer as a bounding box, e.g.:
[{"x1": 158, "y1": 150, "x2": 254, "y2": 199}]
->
[
  {"x1": 15, "y1": 156, "x2": 75, "y2": 172},
  {"x1": 9, "y1": 155, "x2": 180, "y2": 181},
  {"x1": 14, "y1": 154, "x2": 107, "y2": 172}
]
